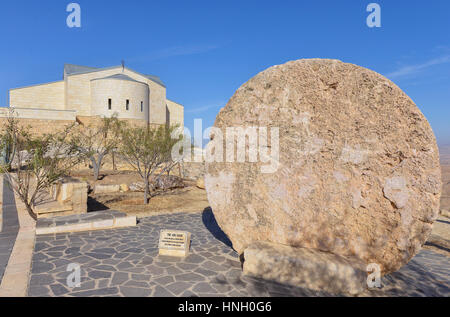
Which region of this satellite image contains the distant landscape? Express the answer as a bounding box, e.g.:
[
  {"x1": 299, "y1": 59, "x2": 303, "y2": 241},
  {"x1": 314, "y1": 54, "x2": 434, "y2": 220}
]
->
[{"x1": 439, "y1": 146, "x2": 450, "y2": 213}]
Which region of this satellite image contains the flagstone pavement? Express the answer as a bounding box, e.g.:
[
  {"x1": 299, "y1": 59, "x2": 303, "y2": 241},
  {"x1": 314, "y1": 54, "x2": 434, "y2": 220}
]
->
[{"x1": 27, "y1": 209, "x2": 450, "y2": 297}]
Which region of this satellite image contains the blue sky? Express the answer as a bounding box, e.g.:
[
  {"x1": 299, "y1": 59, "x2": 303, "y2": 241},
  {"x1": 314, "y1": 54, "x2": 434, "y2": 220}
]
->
[{"x1": 0, "y1": 0, "x2": 449, "y2": 145}]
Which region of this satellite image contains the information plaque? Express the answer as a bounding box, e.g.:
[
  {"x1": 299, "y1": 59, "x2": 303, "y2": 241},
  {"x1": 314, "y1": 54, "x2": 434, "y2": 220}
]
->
[{"x1": 158, "y1": 229, "x2": 191, "y2": 257}]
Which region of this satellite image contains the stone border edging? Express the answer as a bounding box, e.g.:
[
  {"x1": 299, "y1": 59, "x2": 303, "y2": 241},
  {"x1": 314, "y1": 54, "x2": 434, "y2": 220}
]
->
[
  {"x1": 0, "y1": 177, "x2": 36, "y2": 297},
  {"x1": 36, "y1": 212, "x2": 136, "y2": 235}
]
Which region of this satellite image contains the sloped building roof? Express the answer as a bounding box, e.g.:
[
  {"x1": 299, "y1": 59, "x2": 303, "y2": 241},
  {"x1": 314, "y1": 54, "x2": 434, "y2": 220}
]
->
[
  {"x1": 64, "y1": 64, "x2": 98, "y2": 76},
  {"x1": 63, "y1": 64, "x2": 166, "y2": 87},
  {"x1": 91, "y1": 73, "x2": 146, "y2": 84}
]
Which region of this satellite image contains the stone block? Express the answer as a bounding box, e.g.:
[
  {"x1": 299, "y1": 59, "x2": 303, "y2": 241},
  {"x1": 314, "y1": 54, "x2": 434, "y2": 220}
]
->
[
  {"x1": 114, "y1": 216, "x2": 137, "y2": 228},
  {"x1": 94, "y1": 184, "x2": 120, "y2": 194},
  {"x1": 120, "y1": 184, "x2": 130, "y2": 192},
  {"x1": 243, "y1": 242, "x2": 367, "y2": 295}
]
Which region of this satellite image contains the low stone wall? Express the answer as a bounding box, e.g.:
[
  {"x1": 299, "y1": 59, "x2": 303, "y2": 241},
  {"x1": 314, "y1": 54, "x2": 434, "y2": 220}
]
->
[
  {"x1": 0, "y1": 113, "x2": 159, "y2": 137},
  {"x1": 76, "y1": 115, "x2": 149, "y2": 128},
  {"x1": 0, "y1": 117, "x2": 75, "y2": 136},
  {"x1": 0, "y1": 107, "x2": 76, "y2": 121}
]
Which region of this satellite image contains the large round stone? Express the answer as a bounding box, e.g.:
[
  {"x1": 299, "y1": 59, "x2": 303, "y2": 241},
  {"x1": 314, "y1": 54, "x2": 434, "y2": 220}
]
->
[{"x1": 205, "y1": 59, "x2": 441, "y2": 274}]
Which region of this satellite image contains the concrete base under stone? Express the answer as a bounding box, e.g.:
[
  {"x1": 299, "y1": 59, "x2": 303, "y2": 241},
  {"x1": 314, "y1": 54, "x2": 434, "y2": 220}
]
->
[
  {"x1": 36, "y1": 210, "x2": 136, "y2": 235},
  {"x1": 243, "y1": 242, "x2": 368, "y2": 295}
]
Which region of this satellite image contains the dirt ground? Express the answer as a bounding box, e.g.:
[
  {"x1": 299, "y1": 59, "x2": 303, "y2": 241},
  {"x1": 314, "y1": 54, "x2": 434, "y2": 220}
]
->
[
  {"x1": 70, "y1": 169, "x2": 209, "y2": 218},
  {"x1": 70, "y1": 169, "x2": 145, "y2": 187},
  {"x1": 90, "y1": 186, "x2": 210, "y2": 218}
]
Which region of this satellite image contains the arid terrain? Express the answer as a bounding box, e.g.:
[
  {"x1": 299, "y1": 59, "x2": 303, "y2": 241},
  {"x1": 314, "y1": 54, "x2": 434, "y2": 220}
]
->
[
  {"x1": 425, "y1": 146, "x2": 450, "y2": 256},
  {"x1": 70, "y1": 169, "x2": 210, "y2": 218}
]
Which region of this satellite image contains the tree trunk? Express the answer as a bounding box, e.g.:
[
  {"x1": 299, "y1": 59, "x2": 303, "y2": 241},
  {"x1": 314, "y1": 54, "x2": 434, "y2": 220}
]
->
[
  {"x1": 25, "y1": 203, "x2": 37, "y2": 221},
  {"x1": 112, "y1": 152, "x2": 116, "y2": 171},
  {"x1": 91, "y1": 157, "x2": 100, "y2": 180},
  {"x1": 144, "y1": 178, "x2": 149, "y2": 204}
]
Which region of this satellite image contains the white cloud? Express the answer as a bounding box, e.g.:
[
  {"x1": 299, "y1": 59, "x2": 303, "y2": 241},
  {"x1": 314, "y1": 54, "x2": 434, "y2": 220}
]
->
[
  {"x1": 130, "y1": 44, "x2": 220, "y2": 62},
  {"x1": 185, "y1": 103, "x2": 224, "y2": 113},
  {"x1": 387, "y1": 55, "x2": 450, "y2": 78}
]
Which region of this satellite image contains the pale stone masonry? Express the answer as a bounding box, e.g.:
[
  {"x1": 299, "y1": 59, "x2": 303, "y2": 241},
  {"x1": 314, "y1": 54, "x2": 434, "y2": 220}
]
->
[{"x1": 1, "y1": 64, "x2": 184, "y2": 130}]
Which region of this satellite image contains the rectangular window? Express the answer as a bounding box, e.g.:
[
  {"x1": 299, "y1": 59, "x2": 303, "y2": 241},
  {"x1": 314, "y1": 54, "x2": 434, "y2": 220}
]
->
[
  {"x1": 126, "y1": 100, "x2": 130, "y2": 111},
  {"x1": 108, "y1": 99, "x2": 112, "y2": 110},
  {"x1": 141, "y1": 101, "x2": 143, "y2": 112}
]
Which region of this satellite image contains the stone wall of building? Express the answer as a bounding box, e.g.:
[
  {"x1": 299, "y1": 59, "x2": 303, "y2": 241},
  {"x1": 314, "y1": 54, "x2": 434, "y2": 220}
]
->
[
  {"x1": 65, "y1": 67, "x2": 168, "y2": 125},
  {"x1": 90, "y1": 78, "x2": 150, "y2": 121},
  {"x1": 5, "y1": 65, "x2": 184, "y2": 136},
  {"x1": 10, "y1": 81, "x2": 65, "y2": 110},
  {"x1": 166, "y1": 99, "x2": 184, "y2": 127}
]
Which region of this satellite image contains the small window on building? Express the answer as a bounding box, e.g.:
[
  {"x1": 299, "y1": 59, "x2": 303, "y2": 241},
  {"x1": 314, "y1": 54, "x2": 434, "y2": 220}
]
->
[
  {"x1": 108, "y1": 99, "x2": 112, "y2": 110},
  {"x1": 141, "y1": 101, "x2": 143, "y2": 112},
  {"x1": 126, "y1": 100, "x2": 130, "y2": 111}
]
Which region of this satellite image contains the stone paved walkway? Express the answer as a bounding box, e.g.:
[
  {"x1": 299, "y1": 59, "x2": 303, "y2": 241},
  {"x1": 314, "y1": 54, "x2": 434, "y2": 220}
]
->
[
  {"x1": 0, "y1": 177, "x2": 19, "y2": 285},
  {"x1": 28, "y1": 210, "x2": 450, "y2": 297}
]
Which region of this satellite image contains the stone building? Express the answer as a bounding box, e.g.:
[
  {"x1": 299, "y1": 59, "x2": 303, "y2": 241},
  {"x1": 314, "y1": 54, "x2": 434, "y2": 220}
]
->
[{"x1": 0, "y1": 64, "x2": 184, "y2": 133}]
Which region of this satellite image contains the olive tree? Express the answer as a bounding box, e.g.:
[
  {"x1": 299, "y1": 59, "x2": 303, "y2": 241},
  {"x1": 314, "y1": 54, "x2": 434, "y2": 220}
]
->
[
  {"x1": 117, "y1": 124, "x2": 182, "y2": 204},
  {"x1": 0, "y1": 108, "x2": 19, "y2": 171},
  {"x1": 70, "y1": 116, "x2": 120, "y2": 180},
  {"x1": 0, "y1": 115, "x2": 80, "y2": 220}
]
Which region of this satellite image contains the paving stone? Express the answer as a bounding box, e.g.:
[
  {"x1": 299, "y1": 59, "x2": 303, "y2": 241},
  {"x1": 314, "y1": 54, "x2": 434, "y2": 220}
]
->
[
  {"x1": 97, "y1": 279, "x2": 110, "y2": 289},
  {"x1": 202, "y1": 261, "x2": 229, "y2": 272},
  {"x1": 176, "y1": 263, "x2": 198, "y2": 271},
  {"x1": 139, "y1": 256, "x2": 154, "y2": 265},
  {"x1": 123, "y1": 248, "x2": 143, "y2": 254},
  {"x1": 166, "y1": 281, "x2": 192, "y2": 295},
  {"x1": 154, "y1": 276, "x2": 174, "y2": 286},
  {"x1": 124, "y1": 280, "x2": 149, "y2": 288},
  {"x1": 110, "y1": 272, "x2": 129, "y2": 286},
  {"x1": 86, "y1": 252, "x2": 111, "y2": 260},
  {"x1": 154, "y1": 262, "x2": 173, "y2": 268},
  {"x1": 47, "y1": 246, "x2": 67, "y2": 252},
  {"x1": 131, "y1": 273, "x2": 151, "y2": 281},
  {"x1": 93, "y1": 265, "x2": 117, "y2": 272},
  {"x1": 35, "y1": 242, "x2": 51, "y2": 252},
  {"x1": 181, "y1": 290, "x2": 198, "y2": 297},
  {"x1": 194, "y1": 268, "x2": 217, "y2": 277},
  {"x1": 92, "y1": 248, "x2": 116, "y2": 254},
  {"x1": 30, "y1": 274, "x2": 55, "y2": 286},
  {"x1": 32, "y1": 261, "x2": 55, "y2": 274},
  {"x1": 121, "y1": 267, "x2": 146, "y2": 274},
  {"x1": 152, "y1": 286, "x2": 174, "y2": 297},
  {"x1": 88, "y1": 270, "x2": 112, "y2": 279},
  {"x1": 70, "y1": 287, "x2": 119, "y2": 297},
  {"x1": 145, "y1": 265, "x2": 165, "y2": 276},
  {"x1": 175, "y1": 272, "x2": 205, "y2": 282},
  {"x1": 119, "y1": 286, "x2": 152, "y2": 297},
  {"x1": 28, "y1": 285, "x2": 51, "y2": 297},
  {"x1": 184, "y1": 254, "x2": 205, "y2": 264},
  {"x1": 193, "y1": 282, "x2": 218, "y2": 294},
  {"x1": 74, "y1": 280, "x2": 96, "y2": 291},
  {"x1": 50, "y1": 283, "x2": 70, "y2": 296},
  {"x1": 166, "y1": 266, "x2": 183, "y2": 275}
]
